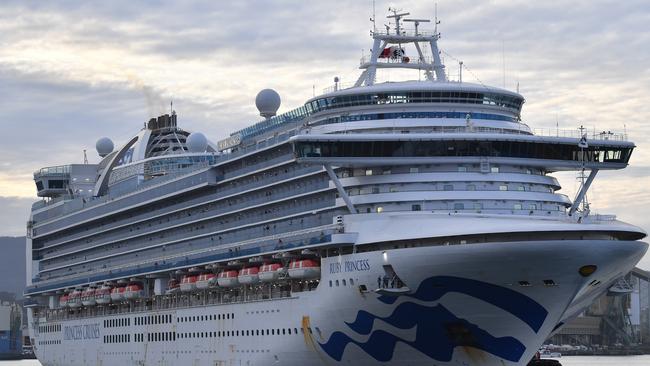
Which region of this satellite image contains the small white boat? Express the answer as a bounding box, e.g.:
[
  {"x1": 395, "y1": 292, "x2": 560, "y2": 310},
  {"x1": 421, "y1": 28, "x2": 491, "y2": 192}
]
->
[
  {"x1": 180, "y1": 275, "x2": 198, "y2": 292},
  {"x1": 217, "y1": 270, "x2": 239, "y2": 287},
  {"x1": 288, "y1": 259, "x2": 321, "y2": 279},
  {"x1": 165, "y1": 279, "x2": 180, "y2": 294},
  {"x1": 68, "y1": 289, "x2": 83, "y2": 308},
  {"x1": 196, "y1": 273, "x2": 218, "y2": 289},
  {"x1": 81, "y1": 288, "x2": 96, "y2": 306},
  {"x1": 259, "y1": 263, "x2": 284, "y2": 282},
  {"x1": 238, "y1": 267, "x2": 260, "y2": 284},
  {"x1": 95, "y1": 285, "x2": 112, "y2": 305},
  {"x1": 110, "y1": 287, "x2": 126, "y2": 301},
  {"x1": 58, "y1": 294, "x2": 69, "y2": 308},
  {"x1": 124, "y1": 284, "x2": 144, "y2": 299},
  {"x1": 539, "y1": 349, "x2": 562, "y2": 359}
]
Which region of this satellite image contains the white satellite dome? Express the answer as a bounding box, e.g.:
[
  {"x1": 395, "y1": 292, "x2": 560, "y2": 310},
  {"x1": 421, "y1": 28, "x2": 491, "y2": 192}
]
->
[
  {"x1": 255, "y1": 89, "x2": 281, "y2": 118},
  {"x1": 186, "y1": 132, "x2": 208, "y2": 153},
  {"x1": 96, "y1": 137, "x2": 114, "y2": 158}
]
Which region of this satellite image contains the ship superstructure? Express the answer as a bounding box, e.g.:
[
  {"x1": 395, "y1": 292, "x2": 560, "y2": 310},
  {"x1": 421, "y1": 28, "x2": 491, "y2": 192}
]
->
[{"x1": 25, "y1": 9, "x2": 647, "y2": 366}]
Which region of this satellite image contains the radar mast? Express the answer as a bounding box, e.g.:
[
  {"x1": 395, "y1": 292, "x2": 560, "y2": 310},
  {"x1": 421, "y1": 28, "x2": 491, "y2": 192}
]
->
[{"x1": 355, "y1": 8, "x2": 446, "y2": 86}]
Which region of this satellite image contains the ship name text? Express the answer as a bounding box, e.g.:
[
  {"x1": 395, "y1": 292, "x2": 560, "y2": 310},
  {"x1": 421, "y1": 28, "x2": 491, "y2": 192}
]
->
[
  {"x1": 64, "y1": 324, "x2": 100, "y2": 340},
  {"x1": 329, "y1": 259, "x2": 370, "y2": 274}
]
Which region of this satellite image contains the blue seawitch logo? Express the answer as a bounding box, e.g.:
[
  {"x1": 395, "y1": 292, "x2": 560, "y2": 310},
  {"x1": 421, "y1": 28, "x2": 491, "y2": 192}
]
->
[{"x1": 318, "y1": 276, "x2": 548, "y2": 363}]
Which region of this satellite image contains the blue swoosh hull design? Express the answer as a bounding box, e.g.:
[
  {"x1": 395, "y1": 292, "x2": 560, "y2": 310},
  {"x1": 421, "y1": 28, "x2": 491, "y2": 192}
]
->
[
  {"x1": 378, "y1": 276, "x2": 548, "y2": 332},
  {"x1": 319, "y1": 276, "x2": 549, "y2": 363}
]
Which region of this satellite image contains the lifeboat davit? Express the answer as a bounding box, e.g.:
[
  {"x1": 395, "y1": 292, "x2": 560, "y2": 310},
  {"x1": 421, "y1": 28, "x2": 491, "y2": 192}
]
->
[
  {"x1": 180, "y1": 275, "x2": 198, "y2": 292},
  {"x1": 110, "y1": 286, "x2": 126, "y2": 301},
  {"x1": 217, "y1": 270, "x2": 239, "y2": 287},
  {"x1": 124, "y1": 284, "x2": 144, "y2": 299},
  {"x1": 59, "y1": 294, "x2": 69, "y2": 308},
  {"x1": 238, "y1": 267, "x2": 260, "y2": 284},
  {"x1": 196, "y1": 273, "x2": 218, "y2": 289},
  {"x1": 259, "y1": 263, "x2": 284, "y2": 282},
  {"x1": 81, "y1": 287, "x2": 96, "y2": 306},
  {"x1": 68, "y1": 289, "x2": 83, "y2": 308},
  {"x1": 95, "y1": 285, "x2": 112, "y2": 305},
  {"x1": 166, "y1": 279, "x2": 180, "y2": 294},
  {"x1": 288, "y1": 259, "x2": 321, "y2": 279}
]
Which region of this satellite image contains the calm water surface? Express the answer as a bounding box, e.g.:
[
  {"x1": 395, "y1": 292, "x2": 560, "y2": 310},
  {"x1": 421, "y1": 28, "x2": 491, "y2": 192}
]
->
[{"x1": 1, "y1": 356, "x2": 650, "y2": 365}]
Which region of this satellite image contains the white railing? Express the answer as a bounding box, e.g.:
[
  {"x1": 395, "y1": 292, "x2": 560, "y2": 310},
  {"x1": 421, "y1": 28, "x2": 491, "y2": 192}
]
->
[
  {"x1": 372, "y1": 29, "x2": 438, "y2": 38},
  {"x1": 532, "y1": 128, "x2": 627, "y2": 141},
  {"x1": 322, "y1": 82, "x2": 356, "y2": 94},
  {"x1": 359, "y1": 55, "x2": 434, "y2": 67}
]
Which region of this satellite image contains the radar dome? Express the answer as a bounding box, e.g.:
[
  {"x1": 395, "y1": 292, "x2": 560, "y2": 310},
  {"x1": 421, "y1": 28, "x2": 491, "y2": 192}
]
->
[
  {"x1": 255, "y1": 89, "x2": 281, "y2": 119},
  {"x1": 186, "y1": 132, "x2": 208, "y2": 153},
  {"x1": 96, "y1": 137, "x2": 114, "y2": 158}
]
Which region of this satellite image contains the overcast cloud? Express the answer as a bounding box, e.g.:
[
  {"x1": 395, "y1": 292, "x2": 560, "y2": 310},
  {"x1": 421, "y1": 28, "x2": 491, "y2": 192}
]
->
[{"x1": 1, "y1": 0, "x2": 649, "y2": 266}]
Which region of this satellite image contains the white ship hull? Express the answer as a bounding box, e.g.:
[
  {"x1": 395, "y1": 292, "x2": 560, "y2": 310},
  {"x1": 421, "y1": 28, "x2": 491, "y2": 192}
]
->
[{"x1": 29, "y1": 238, "x2": 647, "y2": 366}]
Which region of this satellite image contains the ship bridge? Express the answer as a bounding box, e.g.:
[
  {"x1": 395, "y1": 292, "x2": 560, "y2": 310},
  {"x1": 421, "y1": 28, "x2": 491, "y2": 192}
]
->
[{"x1": 291, "y1": 133, "x2": 634, "y2": 172}]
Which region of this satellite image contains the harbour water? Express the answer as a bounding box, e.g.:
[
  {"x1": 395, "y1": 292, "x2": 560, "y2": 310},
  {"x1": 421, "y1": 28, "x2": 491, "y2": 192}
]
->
[{"x1": 2, "y1": 356, "x2": 650, "y2": 365}]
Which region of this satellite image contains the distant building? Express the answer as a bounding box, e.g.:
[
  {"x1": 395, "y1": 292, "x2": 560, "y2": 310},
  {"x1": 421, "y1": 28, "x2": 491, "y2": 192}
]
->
[{"x1": 548, "y1": 267, "x2": 650, "y2": 347}]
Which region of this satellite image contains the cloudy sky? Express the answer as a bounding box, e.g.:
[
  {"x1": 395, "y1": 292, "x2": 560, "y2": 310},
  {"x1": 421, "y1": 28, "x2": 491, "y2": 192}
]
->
[{"x1": 1, "y1": 1, "x2": 649, "y2": 266}]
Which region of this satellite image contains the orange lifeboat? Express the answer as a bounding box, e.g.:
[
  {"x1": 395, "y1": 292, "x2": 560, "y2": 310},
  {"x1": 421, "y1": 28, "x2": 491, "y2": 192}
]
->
[
  {"x1": 68, "y1": 289, "x2": 83, "y2": 308},
  {"x1": 95, "y1": 285, "x2": 112, "y2": 305},
  {"x1": 196, "y1": 273, "x2": 218, "y2": 289},
  {"x1": 81, "y1": 287, "x2": 96, "y2": 306},
  {"x1": 238, "y1": 267, "x2": 260, "y2": 284},
  {"x1": 166, "y1": 279, "x2": 180, "y2": 294},
  {"x1": 259, "y1": 263, "x2": 285, "y2": 282},
  {"x1": 59, "y1": 294, "x2": 69, "y2": 308},
  {"x1": 180, "y1": 275, "x2": 198, "y2": 292},
  {"x1": 110, "y1": 286, "x2": 126, "y2": 301},
  {"x1": 217, "y1": 270, "x2": 239, "y2": 287},
  {"x1": 288, "y1": 259, "x2": 321, "y2": 279},
  {"x1": 124, "y1": 284, "x2": 144, "y2": 299}
]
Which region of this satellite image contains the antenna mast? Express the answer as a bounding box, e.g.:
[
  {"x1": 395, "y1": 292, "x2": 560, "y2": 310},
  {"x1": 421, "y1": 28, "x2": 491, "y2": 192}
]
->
[
  {"x1": 434, "y1": 3, "x2": 439, "y2": 34},
  {"x1": 387, "y1": 7, "x2": 410, "y2": 36},
  {"x1": 371, "y1": 0, "x2": 376, "y2": 33},
  {"x1": 354, "y1": 7, "x2": 447, "y2": 86},
  {"x1": 502, "y1": 40, "x2": 506, "y2": 88}
]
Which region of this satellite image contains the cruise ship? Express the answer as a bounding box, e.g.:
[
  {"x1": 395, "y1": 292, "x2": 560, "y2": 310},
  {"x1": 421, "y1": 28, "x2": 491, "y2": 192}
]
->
[{"x1": 24, "y1": 9, "x2": 648, "y2": 366}]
